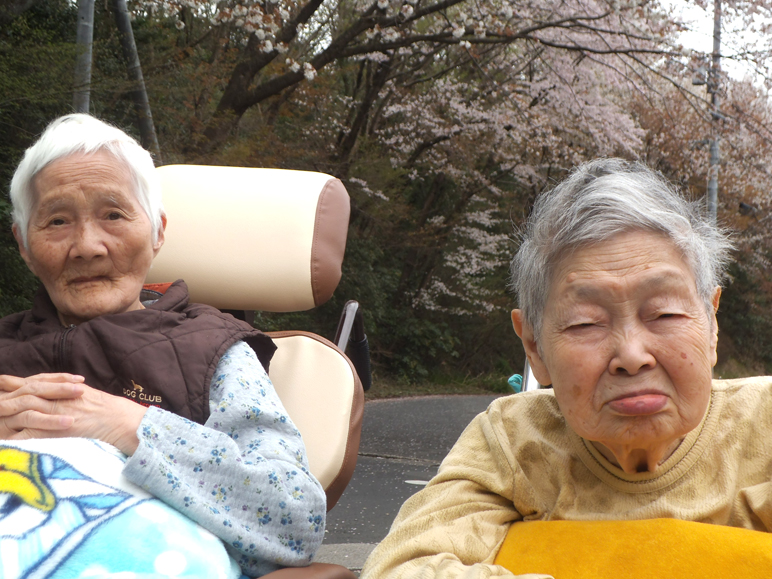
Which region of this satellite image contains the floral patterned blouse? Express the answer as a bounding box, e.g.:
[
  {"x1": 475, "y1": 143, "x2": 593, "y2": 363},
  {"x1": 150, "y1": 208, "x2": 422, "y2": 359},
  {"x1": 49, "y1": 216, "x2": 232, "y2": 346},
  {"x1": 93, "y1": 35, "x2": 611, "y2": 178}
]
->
[{"x1": 123, "y1": 340, "x2": 327, "y2": 577}]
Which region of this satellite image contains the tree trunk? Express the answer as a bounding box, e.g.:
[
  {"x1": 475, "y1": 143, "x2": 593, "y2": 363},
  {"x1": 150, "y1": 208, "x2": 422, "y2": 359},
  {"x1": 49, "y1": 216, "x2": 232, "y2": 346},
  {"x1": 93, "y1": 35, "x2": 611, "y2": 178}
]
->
[
  {"x1": 336, "y1": 59, "x2": 392, "y2": 176},
  {"x1": 73, "y1": 0, "x2": 95, "y2": 113},
  {"x1": 111, "y1": 0, "x2": 162, "y2": 161},
  {"x1": 192, "y1": 0, "x2": 375, "y2": 155}
]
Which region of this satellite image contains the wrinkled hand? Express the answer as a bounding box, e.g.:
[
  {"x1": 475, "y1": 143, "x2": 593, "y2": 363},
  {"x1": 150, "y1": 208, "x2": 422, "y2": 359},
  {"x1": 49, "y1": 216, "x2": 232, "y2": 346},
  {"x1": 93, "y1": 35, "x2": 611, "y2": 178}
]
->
[
  {"x1": 0, "y1": 373, "x2": 84, "y2": 436},
  {"x1": 0, "y1": 373, "x2": 147, "y2": 455}
]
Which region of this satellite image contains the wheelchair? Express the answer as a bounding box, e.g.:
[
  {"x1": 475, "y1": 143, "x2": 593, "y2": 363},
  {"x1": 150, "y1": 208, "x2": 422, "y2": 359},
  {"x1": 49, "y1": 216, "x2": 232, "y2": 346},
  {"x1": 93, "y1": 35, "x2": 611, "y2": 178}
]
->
[{"x1": 145, "y1": 164, "x2": 369, "y2": 579}]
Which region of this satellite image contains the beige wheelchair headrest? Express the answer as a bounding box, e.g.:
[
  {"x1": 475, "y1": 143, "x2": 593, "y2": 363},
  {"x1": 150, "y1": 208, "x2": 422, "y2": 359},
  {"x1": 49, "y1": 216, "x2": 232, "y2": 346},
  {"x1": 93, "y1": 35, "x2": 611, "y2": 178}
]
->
[{"x1": 146, "y1": 165, "x2": 350, "y2": 312}]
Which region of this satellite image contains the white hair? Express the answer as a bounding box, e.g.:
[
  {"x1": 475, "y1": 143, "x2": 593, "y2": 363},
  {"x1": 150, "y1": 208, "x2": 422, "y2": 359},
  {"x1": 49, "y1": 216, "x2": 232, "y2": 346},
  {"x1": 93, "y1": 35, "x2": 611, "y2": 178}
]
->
[
  {"x1": 10, "y1": 114, "x2": 164, "y2": 248},
  {"x1": 510, "y1": 158, "x2": 733, "y2": 340}
]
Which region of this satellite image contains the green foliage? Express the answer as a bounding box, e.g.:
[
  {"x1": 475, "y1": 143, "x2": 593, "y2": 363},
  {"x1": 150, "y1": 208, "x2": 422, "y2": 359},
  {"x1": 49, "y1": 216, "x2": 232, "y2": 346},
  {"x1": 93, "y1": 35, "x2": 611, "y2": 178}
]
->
[
  {"x1": 0, "y1": 0, "x2": 77, "y2": 317},
  {"x1": 0, "y1": 1, "x2": 77, "y2": 185},
  {"x1": 0, "y1": 0, "x2": 535, "y2": 380},
  {"x1": 0, "y1": 206, "x2": 38, "y2": 318}
]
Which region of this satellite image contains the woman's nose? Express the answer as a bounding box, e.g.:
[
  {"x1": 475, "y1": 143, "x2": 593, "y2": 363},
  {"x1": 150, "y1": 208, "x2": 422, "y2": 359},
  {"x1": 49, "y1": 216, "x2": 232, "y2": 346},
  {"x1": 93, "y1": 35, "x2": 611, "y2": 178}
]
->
[
  {"x1": 70, "y1": 221, "x2": 107, "y2": 259},
  {"x1": 609, "y1": 326, "x2": 657, "y2": 376}
]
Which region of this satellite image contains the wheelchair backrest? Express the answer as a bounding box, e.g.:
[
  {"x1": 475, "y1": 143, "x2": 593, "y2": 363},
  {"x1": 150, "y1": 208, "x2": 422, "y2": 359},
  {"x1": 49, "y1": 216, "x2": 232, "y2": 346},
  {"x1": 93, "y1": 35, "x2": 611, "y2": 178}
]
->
[{"x1": 146, "y1": 164, "x2": 362, "y2": 510}]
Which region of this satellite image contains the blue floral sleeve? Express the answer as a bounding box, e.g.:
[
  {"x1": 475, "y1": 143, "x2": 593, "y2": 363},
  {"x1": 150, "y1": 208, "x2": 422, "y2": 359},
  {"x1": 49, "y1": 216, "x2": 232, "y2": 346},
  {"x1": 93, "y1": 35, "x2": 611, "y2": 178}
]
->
[{"x1": 122, "y1": 341, "x2": 327, "y2": 577}]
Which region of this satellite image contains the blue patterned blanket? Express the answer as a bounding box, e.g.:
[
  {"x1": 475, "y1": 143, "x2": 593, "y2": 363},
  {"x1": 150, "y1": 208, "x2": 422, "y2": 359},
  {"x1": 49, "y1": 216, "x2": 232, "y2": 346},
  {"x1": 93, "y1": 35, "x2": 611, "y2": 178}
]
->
[{"x1": 0, "y1": 438, "x2": 243, "y2": 578}]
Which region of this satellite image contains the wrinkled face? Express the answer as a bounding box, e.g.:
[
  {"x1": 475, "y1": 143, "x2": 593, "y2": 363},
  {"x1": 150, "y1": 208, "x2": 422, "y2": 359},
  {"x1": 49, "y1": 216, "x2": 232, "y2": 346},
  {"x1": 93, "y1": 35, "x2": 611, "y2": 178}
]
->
[
  {"x1": 519, "y1": 230, "x2": 719, "y2": 459},
  {"x1": 14, "y1": 151, "x2": 165, "y2": 326}
]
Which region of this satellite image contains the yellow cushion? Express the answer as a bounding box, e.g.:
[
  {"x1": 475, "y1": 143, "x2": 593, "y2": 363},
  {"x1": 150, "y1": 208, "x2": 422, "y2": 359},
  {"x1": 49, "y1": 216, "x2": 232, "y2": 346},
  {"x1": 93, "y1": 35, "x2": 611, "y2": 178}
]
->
[{"x1": 493, "y1": 519, "x2": 772, "y2": 578}]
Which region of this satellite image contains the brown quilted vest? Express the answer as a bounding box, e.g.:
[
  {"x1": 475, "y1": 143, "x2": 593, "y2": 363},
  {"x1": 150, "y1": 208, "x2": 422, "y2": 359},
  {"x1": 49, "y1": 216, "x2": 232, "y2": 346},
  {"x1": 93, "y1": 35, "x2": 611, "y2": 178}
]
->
[{"x1": 0, "y1": 280, "x2": 276, "y2": 424}]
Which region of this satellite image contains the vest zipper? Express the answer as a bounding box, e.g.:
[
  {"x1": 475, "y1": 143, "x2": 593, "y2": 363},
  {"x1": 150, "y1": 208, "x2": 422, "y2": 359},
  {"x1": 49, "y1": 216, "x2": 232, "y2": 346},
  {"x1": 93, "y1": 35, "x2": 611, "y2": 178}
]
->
[{"x1": 56, "y1": 325, "x2": 76, "y2": 372}]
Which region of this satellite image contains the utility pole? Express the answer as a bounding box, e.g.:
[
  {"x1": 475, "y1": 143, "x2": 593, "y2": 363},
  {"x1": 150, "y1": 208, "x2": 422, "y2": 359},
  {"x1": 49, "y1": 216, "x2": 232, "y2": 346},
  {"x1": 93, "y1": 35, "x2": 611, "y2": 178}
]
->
[
  {"x1": 706, "y1": 0, "x2": 721, "y2": 225},
  {"x1": 111, "y1": 0, "x2": 162, "y2": 161},
  {"x1": 73, "y1": 0, "x2": 95, "y2": 112},
  {"x1": 71, "y1": 0, "x2": 162, "y2": 161}
]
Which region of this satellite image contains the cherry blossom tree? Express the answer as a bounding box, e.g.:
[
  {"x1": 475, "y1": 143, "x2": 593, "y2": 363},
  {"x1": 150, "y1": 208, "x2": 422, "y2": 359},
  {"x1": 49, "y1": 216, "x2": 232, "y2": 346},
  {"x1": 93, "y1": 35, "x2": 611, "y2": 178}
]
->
[
  {"x1": 135, "y1": 0, "x2": 681, "y2": 154},
  {"x1": 129, "y1": 0, "x2": 772, "y2": 376},
  {"x1": 629, "y1": 68, "x2": 772, "y2": 372}
]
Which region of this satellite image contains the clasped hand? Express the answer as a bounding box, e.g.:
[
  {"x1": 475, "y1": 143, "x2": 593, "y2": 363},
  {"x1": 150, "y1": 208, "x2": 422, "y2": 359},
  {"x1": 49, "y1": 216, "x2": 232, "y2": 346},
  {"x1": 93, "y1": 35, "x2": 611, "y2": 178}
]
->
[{"x1": 0, "y1": 373, "x2": 146, "y2": 455}]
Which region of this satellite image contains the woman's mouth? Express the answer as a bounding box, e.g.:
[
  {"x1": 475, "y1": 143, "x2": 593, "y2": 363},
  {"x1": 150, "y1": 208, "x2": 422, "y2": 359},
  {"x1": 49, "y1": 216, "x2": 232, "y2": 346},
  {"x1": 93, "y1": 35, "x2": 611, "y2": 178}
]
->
[
  {"x1": 70, "y1": 276, "x2": 109, "y2": 285},
  {"x1": 607, "y1": 393, "x2": 668, "y2": 415}
]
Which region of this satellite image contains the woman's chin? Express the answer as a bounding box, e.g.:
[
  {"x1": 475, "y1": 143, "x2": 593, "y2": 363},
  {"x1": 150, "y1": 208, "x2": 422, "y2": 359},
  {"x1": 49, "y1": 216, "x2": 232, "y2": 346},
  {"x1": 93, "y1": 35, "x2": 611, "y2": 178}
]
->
[{"x1": 588, "y1": 415, "x2": 695, "y2": 473}]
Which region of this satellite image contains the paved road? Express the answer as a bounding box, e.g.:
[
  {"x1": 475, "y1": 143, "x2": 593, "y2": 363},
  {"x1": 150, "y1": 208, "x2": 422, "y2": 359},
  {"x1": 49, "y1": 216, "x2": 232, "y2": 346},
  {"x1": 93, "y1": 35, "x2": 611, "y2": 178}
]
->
[{"x1": 315, "y1": 394, "x2": 502, "y2": 572}]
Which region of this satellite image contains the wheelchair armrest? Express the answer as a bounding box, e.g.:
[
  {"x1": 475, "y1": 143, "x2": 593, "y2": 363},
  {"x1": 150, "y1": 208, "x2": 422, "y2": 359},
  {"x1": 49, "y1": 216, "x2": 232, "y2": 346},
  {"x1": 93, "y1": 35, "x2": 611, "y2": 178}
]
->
[{"x1": 334, "y1": 301, "x2": 372, "y2": 391}]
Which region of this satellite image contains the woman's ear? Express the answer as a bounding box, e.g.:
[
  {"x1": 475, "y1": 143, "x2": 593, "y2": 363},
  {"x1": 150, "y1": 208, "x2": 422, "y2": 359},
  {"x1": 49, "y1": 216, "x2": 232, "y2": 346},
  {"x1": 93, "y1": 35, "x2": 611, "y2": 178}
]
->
[
  {"x1": 511, "y1": 309, "x2": 551, "y2": 386},
  {"x1": 709, "y1": 286, "x2": 721, "y2": 367},
  {"x1": 153, "y1": 214, "x2": 167, "y2": 255},
  {"x1": 12, "y1": 224, "x2": 36, "y2": 276}
]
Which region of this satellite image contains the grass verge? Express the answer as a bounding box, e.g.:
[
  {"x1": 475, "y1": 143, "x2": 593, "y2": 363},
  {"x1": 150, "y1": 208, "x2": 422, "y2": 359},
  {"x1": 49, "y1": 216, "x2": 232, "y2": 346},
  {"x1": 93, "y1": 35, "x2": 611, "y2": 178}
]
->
[
  {"x1": 364, "y1": 358, "x2": 766, "y2": 401},
  {"x1": 365, "y1": 372, "x2": 515, "y2": 400},
  {"x1": 714, "y1": 357, "x2": 768, "y2": 380}
]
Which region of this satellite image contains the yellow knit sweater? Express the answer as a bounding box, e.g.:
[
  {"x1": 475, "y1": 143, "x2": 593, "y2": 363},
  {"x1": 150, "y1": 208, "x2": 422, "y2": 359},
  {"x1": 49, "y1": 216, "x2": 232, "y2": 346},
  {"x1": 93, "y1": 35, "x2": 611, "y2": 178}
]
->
[{"x1": 361, "y1": 377, "x2": 772, "y2": 579}]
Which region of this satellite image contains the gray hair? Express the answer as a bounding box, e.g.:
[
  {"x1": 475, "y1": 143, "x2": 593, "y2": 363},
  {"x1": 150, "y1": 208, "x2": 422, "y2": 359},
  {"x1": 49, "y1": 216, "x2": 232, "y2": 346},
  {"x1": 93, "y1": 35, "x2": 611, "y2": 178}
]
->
[
  {"x1": 10, "y1": 114, "x2": 164, "y2": 248},
  {"x1": 510, "y1": 158, "x2": 733, "y2": 339}
]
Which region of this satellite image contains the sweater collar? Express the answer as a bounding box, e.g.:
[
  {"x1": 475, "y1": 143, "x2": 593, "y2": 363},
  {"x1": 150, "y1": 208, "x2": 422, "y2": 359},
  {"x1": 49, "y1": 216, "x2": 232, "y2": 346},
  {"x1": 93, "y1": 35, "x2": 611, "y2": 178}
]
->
[{"x1": 569, "y1": 388, "x2": 723, "y2": 493}]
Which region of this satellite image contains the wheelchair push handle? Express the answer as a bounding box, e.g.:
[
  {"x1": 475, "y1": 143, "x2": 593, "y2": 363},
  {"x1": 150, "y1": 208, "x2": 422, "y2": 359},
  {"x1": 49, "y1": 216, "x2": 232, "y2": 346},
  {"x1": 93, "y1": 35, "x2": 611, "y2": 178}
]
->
[{"x1": 334, "y1": 301, "x2": 372, "y2": 391}]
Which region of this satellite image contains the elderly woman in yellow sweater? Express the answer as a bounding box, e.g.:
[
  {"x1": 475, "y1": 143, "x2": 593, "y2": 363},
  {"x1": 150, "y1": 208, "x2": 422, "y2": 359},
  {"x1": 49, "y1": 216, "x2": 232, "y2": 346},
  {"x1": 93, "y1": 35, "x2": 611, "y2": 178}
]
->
[{"x1": 361, "y1": 158, "x2": 772, "y2": 579}]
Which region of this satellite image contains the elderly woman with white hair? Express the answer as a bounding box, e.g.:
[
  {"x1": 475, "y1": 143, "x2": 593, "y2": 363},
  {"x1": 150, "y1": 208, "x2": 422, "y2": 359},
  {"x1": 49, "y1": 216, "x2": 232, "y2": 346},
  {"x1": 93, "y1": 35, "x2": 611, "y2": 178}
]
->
[
  {"x1": 0, "y1": 114, "x2": 327, "y2": 577},
  {"x1": 362, "y1": 158, "x2": 772, "y2": 579}
]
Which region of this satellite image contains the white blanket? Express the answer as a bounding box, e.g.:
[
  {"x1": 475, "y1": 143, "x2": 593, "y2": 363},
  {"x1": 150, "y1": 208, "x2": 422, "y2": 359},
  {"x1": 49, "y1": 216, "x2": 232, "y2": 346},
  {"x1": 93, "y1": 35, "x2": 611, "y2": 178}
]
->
[{"x1": 0, "y1": 438, "x2": 243, "y2": 579}]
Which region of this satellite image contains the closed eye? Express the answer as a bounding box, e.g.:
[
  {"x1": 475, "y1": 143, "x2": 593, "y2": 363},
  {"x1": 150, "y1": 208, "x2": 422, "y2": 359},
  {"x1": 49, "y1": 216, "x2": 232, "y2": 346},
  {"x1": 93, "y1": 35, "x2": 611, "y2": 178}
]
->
[
  {"x1": 567, "y1": 322, "x2": 598, "y2": 330},
  {"x1": 649, "y1": 312, "x2": 687, "y2": 325}
]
